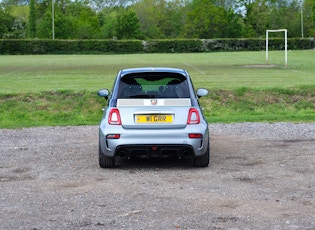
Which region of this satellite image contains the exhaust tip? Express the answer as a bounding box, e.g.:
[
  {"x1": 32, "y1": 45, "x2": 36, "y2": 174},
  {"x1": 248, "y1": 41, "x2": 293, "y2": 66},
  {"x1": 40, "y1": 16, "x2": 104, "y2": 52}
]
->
[
  {"x1": 182, "y1": 149, "x2": 192, "y2": 159},
  {"x1": 118, "y1": 150, "x2": 127, "y2": 159}
]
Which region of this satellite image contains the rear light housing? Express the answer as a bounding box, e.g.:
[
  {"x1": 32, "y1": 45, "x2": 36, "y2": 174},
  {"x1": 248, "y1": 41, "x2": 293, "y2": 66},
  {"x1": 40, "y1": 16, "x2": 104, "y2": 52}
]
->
[
  {"x1": 187, "y1": 108, "x2": 200, "y2": 124},
  {"x1": 108, "y1": 108, "x2": 121, "y2": 125}
]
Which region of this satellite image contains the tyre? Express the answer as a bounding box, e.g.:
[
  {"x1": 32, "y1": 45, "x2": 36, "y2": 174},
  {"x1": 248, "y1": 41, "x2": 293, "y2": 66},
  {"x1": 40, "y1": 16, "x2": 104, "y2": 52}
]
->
[
  {"x1": 99, "y1": 143, "x2": 115, "y2": 168},
  {"x1": 194, "y1": 141, "x2": 210, "y2": 167}
]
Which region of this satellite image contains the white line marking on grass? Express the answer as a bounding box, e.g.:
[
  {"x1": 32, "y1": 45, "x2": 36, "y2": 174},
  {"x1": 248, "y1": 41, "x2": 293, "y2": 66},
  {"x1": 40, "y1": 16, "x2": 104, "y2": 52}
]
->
[{"x1": 183, "y1": 62, "x2": 206, "y2": 75}]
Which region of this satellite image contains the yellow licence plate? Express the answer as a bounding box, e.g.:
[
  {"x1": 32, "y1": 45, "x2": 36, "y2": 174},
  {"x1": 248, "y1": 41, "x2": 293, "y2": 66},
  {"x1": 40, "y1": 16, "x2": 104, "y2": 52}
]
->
[{"x1": 136, "y1": 114, "x2": 173, "y2": 123}]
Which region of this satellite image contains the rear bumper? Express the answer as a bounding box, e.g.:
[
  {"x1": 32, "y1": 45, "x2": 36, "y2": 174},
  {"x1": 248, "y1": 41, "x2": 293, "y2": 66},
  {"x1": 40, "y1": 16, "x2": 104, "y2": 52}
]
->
[
  {"x1": 99, "y1": 124, "x2": 209, "y2": 158},
  {"x1": 115, "y1": 144, "x2": 194, "y2": 159}
]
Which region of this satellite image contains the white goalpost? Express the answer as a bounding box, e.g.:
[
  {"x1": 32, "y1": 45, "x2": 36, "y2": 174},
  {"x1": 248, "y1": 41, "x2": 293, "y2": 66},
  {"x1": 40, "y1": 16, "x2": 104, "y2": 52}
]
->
[{"x1": 266, "y1": 29, "x2": 288, "y2": 68}]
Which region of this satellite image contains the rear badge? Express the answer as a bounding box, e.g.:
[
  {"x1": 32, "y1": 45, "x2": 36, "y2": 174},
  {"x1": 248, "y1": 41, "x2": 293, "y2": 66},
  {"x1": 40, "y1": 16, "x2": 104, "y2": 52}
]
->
[{"x1": 151, "y1": 99, "x2": 157, "y2": 106}]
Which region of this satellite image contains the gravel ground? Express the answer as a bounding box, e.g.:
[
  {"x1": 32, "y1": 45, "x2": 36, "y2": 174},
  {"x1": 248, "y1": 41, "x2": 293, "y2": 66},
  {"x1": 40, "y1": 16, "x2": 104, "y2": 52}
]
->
[{"x1": 0, "y1": 123, "x2": 314, "y2": 230}]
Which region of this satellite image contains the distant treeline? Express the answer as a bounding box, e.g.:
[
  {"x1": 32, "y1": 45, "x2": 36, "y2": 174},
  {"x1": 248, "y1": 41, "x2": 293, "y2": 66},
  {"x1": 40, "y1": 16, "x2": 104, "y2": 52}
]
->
[{"x1": 1, "y1": 0, "x2": 315, "y2": 40}]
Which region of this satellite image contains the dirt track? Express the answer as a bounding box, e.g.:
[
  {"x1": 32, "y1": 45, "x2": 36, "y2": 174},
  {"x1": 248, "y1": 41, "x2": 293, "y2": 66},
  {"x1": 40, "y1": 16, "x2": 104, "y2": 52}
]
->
[{"x1": 0, "y1": 123, "x2": 314, "y2": 229}]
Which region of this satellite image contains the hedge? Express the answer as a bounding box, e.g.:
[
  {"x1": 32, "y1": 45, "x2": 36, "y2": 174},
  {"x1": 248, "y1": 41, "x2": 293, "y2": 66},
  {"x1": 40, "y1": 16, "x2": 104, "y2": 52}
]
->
[{"x1": 0, "y1": 38, "x2": 313, "y2": 54}]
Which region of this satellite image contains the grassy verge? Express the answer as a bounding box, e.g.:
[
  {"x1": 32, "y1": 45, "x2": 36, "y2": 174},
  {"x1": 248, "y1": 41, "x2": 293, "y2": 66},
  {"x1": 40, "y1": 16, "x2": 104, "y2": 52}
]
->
[
  {"x1": 0, "y1": 91, "x2": 104, "y2": 128},
  {"x1": 200, "y1": 86, "x2": 315, "y2": 123},
  {"x1": 1, "y1": 87, "x2": 314, "y2": 129}
]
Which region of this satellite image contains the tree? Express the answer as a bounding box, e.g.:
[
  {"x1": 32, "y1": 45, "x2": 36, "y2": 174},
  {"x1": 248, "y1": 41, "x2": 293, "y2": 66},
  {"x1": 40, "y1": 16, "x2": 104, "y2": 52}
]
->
[
  {"x1": 2, "y1": 0, "x2": 315, "y2": 40},
  {"x1": 268, "y1": 0, "x2": 301, "y2": 37},
  {"x1": 36, "y1": 9, "x2": 52, "y2": 38},
  {"x1": 116, "y1": 10, "x2": 141, "y2": 39},
  {"x1": 36, "y1": 0, "x2": 101, "y2": 39},
  {"x1": 0, "y1": 4, "x2": 15, "y2": 38},
  {"x1": 29, "y1": 0, "x2": 36, "y2": 37},
  {"x1": 183, "y1": 0, "x2": 228, "y2": 38},
  {"x1": 244, "y1": 0, "x2": 270, "y2": 37},
  {"x1": 133, "y1": 0, "x2": 164, "y2": 38},
  {"x1": 156, "y1": 0, "x2": 185, "y2": 38},
  {"x1": 72, "y1": 6, "x2": 101, "y2": 39},
  {"x1": 303, "y1": 0, "x2": 315, "y2": 37},
  {"x1": 0, "y1": 1, "x2": 27, "y2": 38},
  {"x1": 98, "y1": 9, "x2": 118, "y2": 38},
  {"x1": 224, "y1": 8, "x2": 246, "y2": 38}
]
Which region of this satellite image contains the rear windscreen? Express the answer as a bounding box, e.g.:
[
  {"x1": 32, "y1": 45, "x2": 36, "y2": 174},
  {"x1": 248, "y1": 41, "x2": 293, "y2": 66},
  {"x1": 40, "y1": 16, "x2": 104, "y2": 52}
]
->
[{"x1": 117, "y1": 73, "x2": 190, "y2": 99}]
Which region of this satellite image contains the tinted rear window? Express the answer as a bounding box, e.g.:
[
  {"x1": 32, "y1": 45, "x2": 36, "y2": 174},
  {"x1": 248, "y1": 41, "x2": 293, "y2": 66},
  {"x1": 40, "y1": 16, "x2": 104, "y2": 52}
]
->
[{"x1": 117, "y1": 73, "x2": 190, "y2": 99}]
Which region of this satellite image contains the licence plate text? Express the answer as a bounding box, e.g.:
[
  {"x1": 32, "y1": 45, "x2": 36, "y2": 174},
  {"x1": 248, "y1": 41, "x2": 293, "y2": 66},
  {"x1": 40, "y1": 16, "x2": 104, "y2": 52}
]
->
[{"x1": 136, "y1": 115, "x2": 173, "y2": 123}]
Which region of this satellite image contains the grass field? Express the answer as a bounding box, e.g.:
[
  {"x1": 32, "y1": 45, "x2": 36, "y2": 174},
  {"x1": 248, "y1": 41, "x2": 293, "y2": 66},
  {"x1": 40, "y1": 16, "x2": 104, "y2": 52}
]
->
[
  {"x1": 1, "y1": 50, "x2": 315, "y2": 93},
  {"x1": 0, "y1": 51, "x2": 314, "y2": 128}
]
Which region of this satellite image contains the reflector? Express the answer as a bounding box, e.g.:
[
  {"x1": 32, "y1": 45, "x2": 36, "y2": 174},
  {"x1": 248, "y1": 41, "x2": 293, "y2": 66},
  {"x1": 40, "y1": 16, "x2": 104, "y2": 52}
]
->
[
  {"x1": 189, "y1": 133, "x2": 203, "y2": 138},
  {"x1": 106, "y1": 134, "x2": 120, "y2": 139}
]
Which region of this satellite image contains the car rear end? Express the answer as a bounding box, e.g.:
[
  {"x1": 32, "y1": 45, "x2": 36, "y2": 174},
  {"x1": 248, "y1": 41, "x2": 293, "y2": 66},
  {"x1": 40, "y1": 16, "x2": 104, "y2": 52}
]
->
[{"x1": 98, "y1": 68, "x2": 209, "y2": 167}]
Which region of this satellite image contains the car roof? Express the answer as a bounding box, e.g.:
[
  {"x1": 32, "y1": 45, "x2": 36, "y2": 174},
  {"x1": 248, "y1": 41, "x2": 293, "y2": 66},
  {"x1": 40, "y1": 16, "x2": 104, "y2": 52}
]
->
[{"x1": 119, "y1": 67, "x2": 188, "y2": 77}]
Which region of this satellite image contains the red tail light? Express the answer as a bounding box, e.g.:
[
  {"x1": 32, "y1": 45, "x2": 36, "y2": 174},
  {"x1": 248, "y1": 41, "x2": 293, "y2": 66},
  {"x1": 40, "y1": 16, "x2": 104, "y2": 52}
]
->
[
  {"x1": 108, "y1": 108, "x2": 121, "y2": 125},
  {"x1": 187, "y1": 108, "x2": 200, "y2": 124}
]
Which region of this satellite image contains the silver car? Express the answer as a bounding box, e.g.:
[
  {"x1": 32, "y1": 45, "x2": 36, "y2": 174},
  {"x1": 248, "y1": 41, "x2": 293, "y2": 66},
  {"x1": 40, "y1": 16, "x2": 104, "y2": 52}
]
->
[{"x1": 97, "y1": 67, "x2": 209, "y2": 168}]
